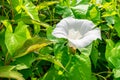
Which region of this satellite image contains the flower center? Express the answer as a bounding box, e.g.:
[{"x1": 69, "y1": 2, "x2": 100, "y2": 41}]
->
[{"x1": 68, "y1": 29, "x2": 82, "y2": 40}]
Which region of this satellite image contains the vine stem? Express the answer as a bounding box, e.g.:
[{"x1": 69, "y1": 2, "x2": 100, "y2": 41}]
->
[
  {"x1": 2, "y1": 0, "x2": 4, "y2": 16},
  {"x1": 93, "y1": 73, "x2": 107, "y2": 80},
  {"x1": 97, "y1": 71, "x2": 113, "y2": 75},
  {"x1": 10, "y1": 0, "x2": 14, "y2": 19},
  {"x1": 5, "y1": 52, "x2": 9, "y2": 65},
  {"x1": 93, "y1": 71, "x2": 113, "y2": 80}
]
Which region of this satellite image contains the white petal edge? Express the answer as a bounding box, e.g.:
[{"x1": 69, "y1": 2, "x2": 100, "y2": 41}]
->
[
  {"x1": 56, "y1": 17, "x2": 76, "y2": 29},
  {"x1": 68, "y1": 28, "x2": 101, "y2": 48},
  {"x1": 52, "y1": 27, "x2": 67, "y2": 39},
  {"x1": 75, "y1": 19, "x2": 96, "y2": 35},
  {"x1": 59, "y1": 17, "x2": 96, "y2": 35},
  {"x1": 52, "y1": 17, "x2": 76, "y2": 39}
]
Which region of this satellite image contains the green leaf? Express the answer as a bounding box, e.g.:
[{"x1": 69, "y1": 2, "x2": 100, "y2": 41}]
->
[
  {"x1": 22, "y1": 1, "x2": 39, "y2": 21},
  {"x1": 87, "y1": 5, "x2": 100, "y2": 21},
  {"x1": 113, "y1": 68, "x2": 120, "y2": 78},
  {"x1": 0, "y1": 66, "x2": 25, "y2": 80},
  {"x1": 2, "y1": 20, "x2": 13, "y2": 32},
  {"x1": 114, "y1": 16, "x2": 120, "y2": 37},
  {"x1": 39, "y1": 46, "x2": 53, "y2": 55},
  {"x1": 64, "y1": 45, "x2": 92, "y2": 80},
  {"x1": 36, "y1": 1, "x2": 59, "y2": 10},
  {"x1": 19, "y1": 69, "x2": 32, "y2": 79},
  {"x1": 0, "y1": 28, "x2": 7, "y2": 54},
  {"x1": 109, "y1": 42, "x2": 120, "y2": 68},
  {"x1": 46, "y1": 27, "x2": 55, "y2": 40},
  {"x1": 0, "y1": 66, "x2": 15, "y2": 71},
  {"x1": 78, "y1": 0, "x2": 90, "y2": 4},
  {"x1": 21, "y1": 17, "x2": 50, "y2": 28},
  {"x1": 105, "y1": 16, "x2": 114, "y2": 25},
  {"x1": 55, "y1": 5, "x2": 73, "y2": 18},
  {"x1": 53, "y1": 40, "x2": 69, "y2": 68},
  {"x1": 105, "y1": 39, "x2": 115, "y2": 62},
  {"x1": 79, "y1": 44, "x2": 92, "y2": 56},
  {"x1": 71, "y1": 4, "x2": 89, "y2": 18},
  {"x1": 42, "y1": 68, "x2": 60, "y2": 80},
  {"x1": 0, "y1": 71, "x2": 25, "y2": 80},
  {"x1": 105, "y1": 40, "x2": 120, "y2": 68},
  {"x1": 13, "y1": 53, "x2": 36, "y2": 70},
  {"x1": 91, "y1": 75, "x2": 97, "y2": 80},
  {"x1": 8, "y1": 0, "x2": 23, "y2": 13},
  {"x1": 34, "y1": 24, "x2": 40, "y2": 35},
  {"x1": 4, "y1": 21, "x2": 31, "y2": 55},
  {"x1": 90, "y1": 44, "x2": 99, "y2": 68},
  {"x1": 66, "y1": 54, "x2": 91, "y2": 80},
  {"x1": 37, "y1": 54, "x2": 66, "y2": 71},
  {"x1": 14, "y1": 37, "x2": 51, "y2": 58}
]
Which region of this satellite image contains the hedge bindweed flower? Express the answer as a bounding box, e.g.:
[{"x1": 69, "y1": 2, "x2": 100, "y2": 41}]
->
[{"x1": 52, "y1": 17, "x2": 101, "y2": 49}]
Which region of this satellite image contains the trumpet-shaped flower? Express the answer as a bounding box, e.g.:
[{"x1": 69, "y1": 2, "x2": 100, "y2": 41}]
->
[{"x1": 52, "y1": 17, "x2": 101, "y2": 49}]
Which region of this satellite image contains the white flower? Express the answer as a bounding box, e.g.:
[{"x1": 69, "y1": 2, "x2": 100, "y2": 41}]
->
[{"x1": 52, "y1": 17, "x2": 101, "y2": 49}]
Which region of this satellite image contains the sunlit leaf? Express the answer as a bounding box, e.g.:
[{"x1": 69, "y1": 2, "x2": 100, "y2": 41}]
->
[
  {"x1": 36, "y1": 1, "x2": 59, "y2": 10},
  {"x1": 0, "y1": 66, "x2": 15, "y2": 71},
  {"x1": 14, "y1": 37, "x2": 51, "y2": 58},
  {"x1": 3, "y1": 21, "x2": 31, "y2": 55},
  {"x1": 113, "y1": 68, "x2": 120, "y2": 78},
  {"x1": 102, "y1": 11, "x2": 117, "y2": 17},
  {"x1": 0, "y1": 71, "x2": 25, "y2": 80},
  {"x1": 2, "y1": 20, "x2": 13, "y2": 32},
  {"x1": 0, "y1": 66, "x2": 25, "y2": 80},
  {"x1": 22, "y1": 1, "x2": 39, "y2": 21}
]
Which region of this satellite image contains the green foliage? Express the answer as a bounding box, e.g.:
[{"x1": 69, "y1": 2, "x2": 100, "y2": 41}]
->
[
  {"x1": 0, "y1": 66, "x2": 24, "y2": 80},
  {"x1": 4, "y1": 21, "x2": 31, "y2": 55},
  {"x1": 0, "y1": 0, "x2": 120, "y2": 80}
]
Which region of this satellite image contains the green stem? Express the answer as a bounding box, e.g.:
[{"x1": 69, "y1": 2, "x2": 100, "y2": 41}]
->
[
  {"x1": 10, "y1": 0, "x2": 14, "y2": 19},
  {"x1": 5, "y1": 52, "x2": 13, "y2": 65},
  {"x1": 61, "y1": 54, "x2": 72, "y2": 74},
  {"x1": 93, "y1": 73, "x2": 107, "y2": 80},
  {"x1": 65, "y1": 54, "x2": 72, "y2": 69},
  {"x1": 5, "y1": 52, "x2": 9, "y2": 65},
  {"x1": 47, "y1": 7, "x2": 53, "y2": 25},
  {"x1": 2, "y1": 0, "x2": 4, "y2": 16},
  {"x1": 97, "y1": 71, "x2": 113, "y2": 75}
]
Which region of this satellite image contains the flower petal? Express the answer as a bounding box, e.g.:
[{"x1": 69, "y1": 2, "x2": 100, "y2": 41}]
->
[
  {"x1": 75, "y1": 19, "x2": 96, "y2": 35},
  {"x1": 52, "y1": 17, "x2": 76, "y2": 38},
  {"x1": 52, "y1": 17, "x2": 96, "y2": 38},
  {"x1": 52, "y1": 27, "x2": 67, "y2": 38},
  {"x1": 57, "y1": 17, "x2": 76, "y2": 29},
  {"x1": 68, "y1": 28, "x2": 101, "y2": 48},
  {"x1": 52, "y1": 17, "x2": 101, "y2": 49},
  {"x1": 60, "y1": 17, "x2": 95, "y2": 33}
]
